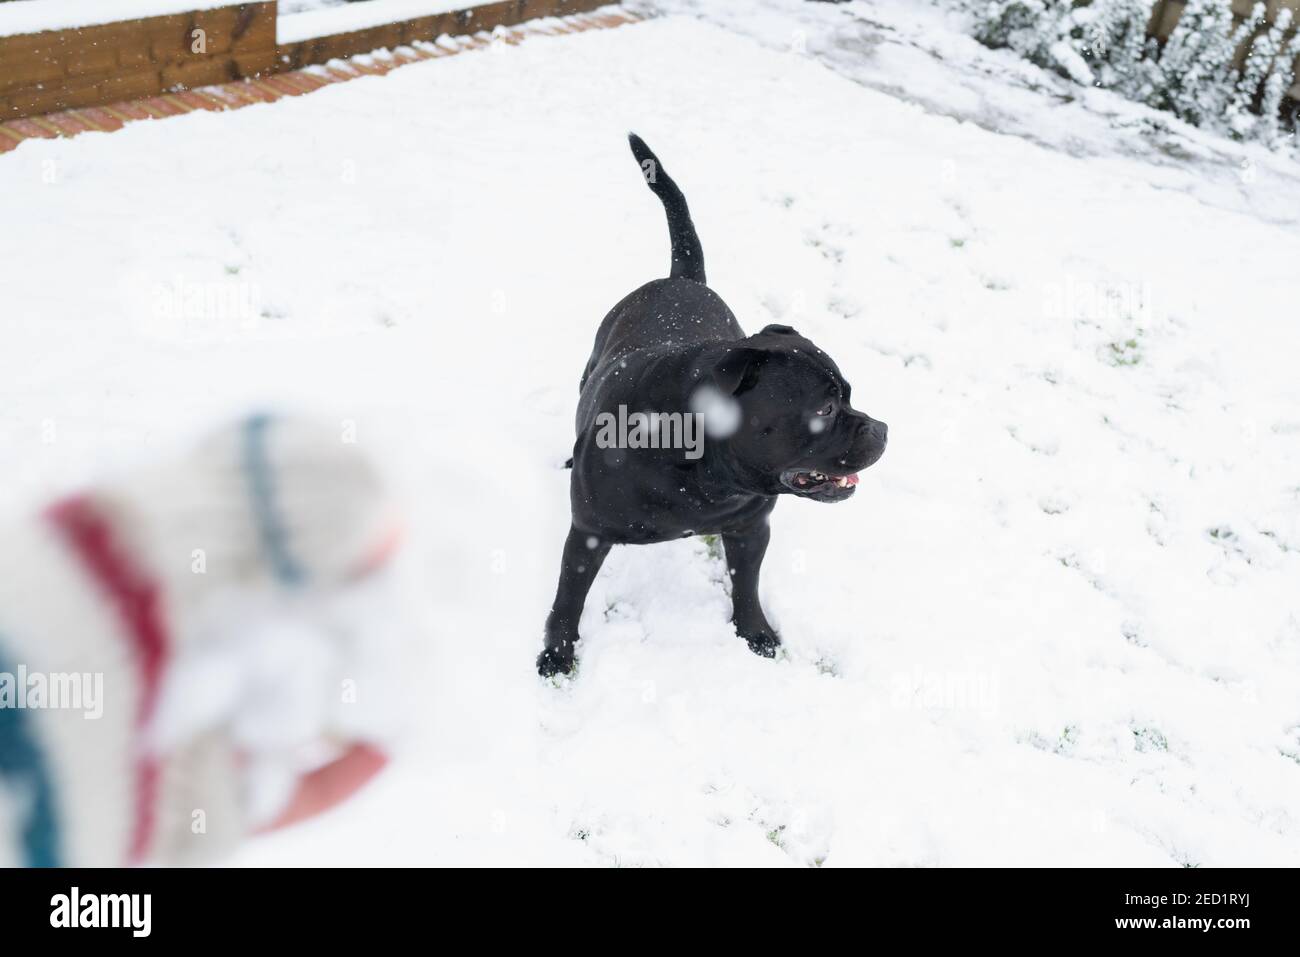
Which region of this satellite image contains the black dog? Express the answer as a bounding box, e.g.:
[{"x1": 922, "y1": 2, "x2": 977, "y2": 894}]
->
[{"x1": 537, "y1": 135, "x2": 888, "y2": 677}]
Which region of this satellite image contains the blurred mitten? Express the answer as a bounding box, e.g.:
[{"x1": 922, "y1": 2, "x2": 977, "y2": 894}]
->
[{"x1": 0, "y1": 413, "x2": 406, "y2": 866}]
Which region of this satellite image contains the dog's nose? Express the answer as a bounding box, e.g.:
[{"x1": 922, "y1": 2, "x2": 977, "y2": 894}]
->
[
  {"x1": 858, "y1": 417, "x2": 887, "y2": 444},
  {"x1": 853, "y1": 417, "x2": 887, "y2": 470}
]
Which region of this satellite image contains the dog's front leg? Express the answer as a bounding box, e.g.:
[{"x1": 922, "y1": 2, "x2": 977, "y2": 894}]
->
[
  {"x1": 722, "y1": 511, "x2": 780, "y2": 658},
  {"x1": 537, "y1": 525, "x2": 611, "y2": 676}
]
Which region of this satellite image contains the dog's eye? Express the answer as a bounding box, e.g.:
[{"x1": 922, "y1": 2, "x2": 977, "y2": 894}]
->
[{"x1": 815, "y1": 402, "x2": 835, "y2": 416}]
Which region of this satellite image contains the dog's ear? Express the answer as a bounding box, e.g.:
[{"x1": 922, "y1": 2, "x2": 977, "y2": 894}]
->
[
  {"x1": 759, "y1": 323, "x2": 800, "y2": 337},
  {"x1": 713, "y1": 347, "x2": 768, "y2": 396}
]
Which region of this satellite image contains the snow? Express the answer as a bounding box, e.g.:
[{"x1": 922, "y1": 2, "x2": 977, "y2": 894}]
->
[
  {"x1": 0, "y1": 0, "x2": 464, "y2": 42},
  {"x1": 278, "y1": 1, "x2": 478, "y2": 45},
  {"x1": 651, "y1": 0, "x2": 1300, "y2": 226},
  {"x1": 0, "y1": 0, "x2": 236, "y2": 37},
  {"x1": 1048, "y1": 38, "x2": 1094, "y2": 86},
  {"x1": 2, "y1": 2, "x2": 1299, "y2": 866},
  {"x1": 280, "y1": 0, "x2": 350, "y2": 14}
]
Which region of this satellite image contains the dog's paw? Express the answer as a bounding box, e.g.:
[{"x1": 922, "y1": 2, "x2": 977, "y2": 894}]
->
[
  {"x1": 741, "y1": 629, "x2": 781, "y2": 659},
  {"x1": 537, "y1": 645, "x2": 576, "y2": 678}
]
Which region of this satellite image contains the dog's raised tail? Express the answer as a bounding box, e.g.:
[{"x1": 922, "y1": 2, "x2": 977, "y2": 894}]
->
[{"x1": 628, "y1": 133, "x2": 705, "y2": 284}]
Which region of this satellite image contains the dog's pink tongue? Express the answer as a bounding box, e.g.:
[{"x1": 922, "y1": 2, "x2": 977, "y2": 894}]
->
[{"x1": 844, "y1": 473, "x2": 860, "y2": 486}]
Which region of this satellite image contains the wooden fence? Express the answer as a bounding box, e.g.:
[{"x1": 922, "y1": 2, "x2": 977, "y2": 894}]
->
[{"x1": 0, "y1": 0, "x2": 613, "y2": 120}]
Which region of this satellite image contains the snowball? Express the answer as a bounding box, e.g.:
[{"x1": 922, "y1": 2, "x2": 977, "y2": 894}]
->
[{"x1": 690, "y1": 385, "x2": 742, "y2": 439}]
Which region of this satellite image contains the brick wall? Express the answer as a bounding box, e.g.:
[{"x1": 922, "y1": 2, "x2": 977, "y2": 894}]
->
[{"x1": 0, "y1": 0, "x2": 609, "y2": 121}]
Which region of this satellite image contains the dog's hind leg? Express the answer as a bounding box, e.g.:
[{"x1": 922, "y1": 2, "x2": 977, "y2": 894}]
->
[
  {"x1": 722, "y1": 511, "x2": 780, "y2": 659},
  {"x1": 537, "y1": 526, "x2": 611, "y2": 676}
]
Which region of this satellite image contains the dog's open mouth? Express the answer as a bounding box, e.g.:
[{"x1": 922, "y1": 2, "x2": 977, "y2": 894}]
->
[{"x1": 780, "y1": 469, "x2": 859, "y2": 501}]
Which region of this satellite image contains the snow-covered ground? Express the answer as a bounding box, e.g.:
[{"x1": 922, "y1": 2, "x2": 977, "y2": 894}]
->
[
  {"x1": 643, "y1": 0, "x2": 1300, "y2": 223},
  {"x1": 278, "y1": 2, "x2": 472, "y2": 45},
  {"x1": 2, "y1": 1, "x2": 1299, "y2": 866},
  {"x1": 0, "y1": 0, "x2": 416, "y2": 42},
  {"x1": 0, "y1": 0, "x2": 236, "y2": 35},
  {"x1": 280, "y1": 0, "x2": 351, "y2": 13}
]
